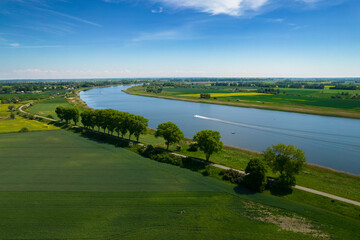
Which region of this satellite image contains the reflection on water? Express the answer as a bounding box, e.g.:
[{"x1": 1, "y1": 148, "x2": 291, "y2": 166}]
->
[{"x1": 80, "y1": 85, "x2": 360, "y2": 175}]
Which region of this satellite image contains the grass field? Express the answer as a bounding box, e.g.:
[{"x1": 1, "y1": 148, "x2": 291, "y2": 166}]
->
[
  {"x1": 0, "y1": 130, "x2": 359, "y2": 239},
  {"x1": 28, "y1": 96, "x2": 74, "y2": 120},
  {"x1": 127, "y1": 86, "x2": 360, "y2": 118},
  {"x1": 26, "y1": 96, "x2": 360, "y2": 203},
  {"x1": 0, "y1": 103, "x2": 59, "y2": 133}
]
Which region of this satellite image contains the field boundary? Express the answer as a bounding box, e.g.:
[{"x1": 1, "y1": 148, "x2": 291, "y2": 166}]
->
[{"x1": 18, "y1": 102, "x2": 360, "y2": 207}]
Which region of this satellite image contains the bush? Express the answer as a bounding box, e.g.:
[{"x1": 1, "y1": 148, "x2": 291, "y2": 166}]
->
[
  {"x1": 277, "y1": 173, "x2": 296, "y2": 188},
  {"x1": 244, "y1": 158, "x2": 267, "y2": 192},
  {"x1": 153, "y1": 152, "x2": 183, "y2": 166},
  {"x1": 221, "y1": 169, "x2": 245, "y2": 185},
  {"x1": 8, "y1": 105, "x2": 16, "y2": 112},
  {"x1": 187, "y1": 143, "x2": 198, "y2": 152},
  {"x1": 47, "y1": 114, "x2": 54, "y2": 119},
  {"x1": 10, "y1": 112, "x2": 15, "y2": 119},
  {"x1": 19, "y1": 127, "x2": 29, "y2": 133},
  {"x1": 141, "y1": 145, "x2": 159, "y2": 158}
]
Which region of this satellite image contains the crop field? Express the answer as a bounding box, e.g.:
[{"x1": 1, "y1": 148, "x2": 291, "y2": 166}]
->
[
  {"x1": 0, "y1": 104, "x2": 58, "y2": 133},
  {"x1": 179, "y1": 93, "x2": 271, "y2": 97},
  {"x1": 128, "y1": 85, "x2": 360, "y2": 118},
  {"x1": 1, "y1": 130, "x2": 359, "y2": 239}
]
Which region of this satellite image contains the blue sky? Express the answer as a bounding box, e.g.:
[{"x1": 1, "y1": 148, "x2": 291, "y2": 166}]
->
[{"x1": 0, "y1": 0, "x2": 359, "y2": 79}]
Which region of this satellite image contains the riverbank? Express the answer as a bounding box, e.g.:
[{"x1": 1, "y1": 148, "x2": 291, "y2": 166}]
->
[
  {"x1": 125, "y1": 86, "x2": 360, "y2": 119},
  {"x1": 66, "y1": 86, "x2": 360, "y2": 202}
]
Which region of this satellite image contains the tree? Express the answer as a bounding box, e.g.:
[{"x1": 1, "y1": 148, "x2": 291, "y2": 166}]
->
[
  {"x1": 63, "y1": 108, "x2": 74, "y2": 124},
  {"x1": 193, "y1": 130, "x2": 223, "y2": 161},
  {"x1": 244, "y1": 158, "x2": 267, "y2": 192},
  {"x1": 55, "y1": 106, "x2": 65, "y2": 121},
  {"x1": 81, "y1": 110, "x2": 91, "y2": 128},
  {"x1": 115, "y1": 112, "x2": 129, "y2": 138},
  {"x1": 155, "y1": 122, "x2": 184, "y2": 150},
  {"x1": 263, "y1": 144, "x2": 306, "y2": 187},
  {"x1": 8, "y1": 105, "x2": 16, "y2": 112},
  {"x1": 133, "y1": 115, "x2": 148, "y2": 142},
  {"x1": 72, "y1": 108, "x2": 79, "y2": 125}
]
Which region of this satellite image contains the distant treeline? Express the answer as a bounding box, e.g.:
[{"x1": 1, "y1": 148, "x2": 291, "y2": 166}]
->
[
  {"x1": 0, "y1": 80, "x2": 143, "y2": 103},
  {"x1": 330, "y1": 85, "x2": 359, "y2": 90},
  {"x1": 211, "y1": 82, "x2": 326, "y2": 89}
]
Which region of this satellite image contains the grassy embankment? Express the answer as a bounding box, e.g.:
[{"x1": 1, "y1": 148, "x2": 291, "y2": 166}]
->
[
  {"x1": 125, "y1": 86, "x2": 360, "y2": 119},
  {"x1": 0, "y1": 130, "x2": 359, "y2": 239},
  {"x1": 28, "y1": 96, "x2": 360, "y2": 219},
  {"x1": 0, "y1": 104, "x2": 58, "y2": 133}
]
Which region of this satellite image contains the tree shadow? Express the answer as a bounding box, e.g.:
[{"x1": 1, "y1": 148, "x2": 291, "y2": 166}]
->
[
  {"x1": 233, "y1": 185, "x2": 257, "y2": 195},
  {"x1": 269, "y1": 186, "x2": 293, "y2": 196}
]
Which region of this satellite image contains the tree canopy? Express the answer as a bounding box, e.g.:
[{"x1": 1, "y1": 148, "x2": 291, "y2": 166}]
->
[
  {"x1": 263, "y1": 144, "x2": 306, "y2": 187},
  {"x1": 155, "y1": 122, "x2": 184, "y2": 150},
  {"x1": 245, "y1": 158, "x2": 267, "y2": 192},
  {"x1": 193, "y1": 130, "x2": 223, "y2": 161},
  {"x1": 79, "y1": 108, "x2": 148, "y2": 141}
]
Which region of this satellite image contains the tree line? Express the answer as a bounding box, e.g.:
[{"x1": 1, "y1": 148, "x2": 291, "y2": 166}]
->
[
  {"x1": 80, "y1": 109, "x2": 148, "y2": 141},
  {"x1": 55, "y1": 106, "x2": 79, "y2": 125},
  {"x1": 55, "y1": 106, "x2": 305, "y2": 193}
]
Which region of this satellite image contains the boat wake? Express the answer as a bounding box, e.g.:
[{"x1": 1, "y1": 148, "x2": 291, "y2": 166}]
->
[{"x1": 193, "y1": 115, "x2": 360, "y2": 150}]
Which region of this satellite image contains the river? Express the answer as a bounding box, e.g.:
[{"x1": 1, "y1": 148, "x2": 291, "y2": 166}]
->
[{"x1": 80, "y1": 85, "x2": 360, "y2": 175}]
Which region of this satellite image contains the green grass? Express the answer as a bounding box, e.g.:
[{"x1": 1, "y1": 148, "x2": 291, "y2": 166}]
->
[
  {"x1": 141, "y1": 131, "x2": 360, "y2": 203},
  {"x1": 27, "y1": 95, "x2": 360, "y2": 203},
  {"x1": 1, "y1": 130, "x2": 360, "y2": 239},
  {"x1": 28, "y1": 96, "x2": 73, "y2": 120}
]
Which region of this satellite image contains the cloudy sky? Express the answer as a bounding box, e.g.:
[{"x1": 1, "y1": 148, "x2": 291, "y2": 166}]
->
[{"x1": 0, "y1": 0, "x2": 359, "y2": 79}]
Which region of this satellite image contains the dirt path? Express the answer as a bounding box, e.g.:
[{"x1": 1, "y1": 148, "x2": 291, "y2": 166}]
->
[{"x1": 19, "y1": 103, "x2": 360, "y2": 207}]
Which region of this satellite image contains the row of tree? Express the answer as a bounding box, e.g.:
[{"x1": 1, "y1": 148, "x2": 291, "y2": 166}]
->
[
  {"x1": 55, "y1": 106, "x2": 80, "y2": 125},
  {"x1": 54, "y1": 105, "x2": 305, "y2": 193},
  {"x1": 80, "y1": 109, "x2": 148, "y2": 141}
]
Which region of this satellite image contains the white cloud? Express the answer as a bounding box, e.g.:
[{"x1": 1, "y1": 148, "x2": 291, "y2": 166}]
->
[
  {"x1": 9, "y1": 43, "x2": 20, "y2": 47},
  {"x1": 154, "y1": 0, "x2": 269, "y2": 16},
  {"x1": 152, "y1": 7, "x2": 163, "y2": 13}
]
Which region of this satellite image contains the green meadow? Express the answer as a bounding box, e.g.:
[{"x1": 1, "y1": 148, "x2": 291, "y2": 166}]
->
[
  {"x1": 127, "y1": 86, "x2": 360, "y2": 118},
  {"x1": 26, "y1": 96, "x2": 360, "y2": 202},
  {"x1": 1, "y1": 130, "x2": 360, "y2": 239},
  {"x1": 28, "y1": 96, "x2": 74, "y2": 120}
]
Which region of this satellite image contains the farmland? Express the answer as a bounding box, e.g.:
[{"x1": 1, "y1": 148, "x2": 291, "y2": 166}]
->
[
  {"x1": 0, "y1": 104, "x2": 58, "y2": 133},
  {"x1": 0, "y1": 130, "x2": 359, "y2": 239},
  {"x1": 126, "y1": 83, "x2": 360, "y2": 118}
]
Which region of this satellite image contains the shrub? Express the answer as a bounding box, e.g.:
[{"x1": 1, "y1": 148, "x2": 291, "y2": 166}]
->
[
  {"x1": 244, "y1": 158, "x2": 267, "y2": 192},
  {"x1": 8, "y1": 105, "x2": 16, "y2": 112},
  {"x1": 47, "y1": 114, "x2": 54, "y2": 119},
  {"x1": 187, "y1": 143, "x2": 198, "y2": 152},
  {"x1": 221, "y1": 169, "x2": 245, "y2": 185},
  {"x1": 10, "y1": 112, "x2": 15, "y2": 119},
  {"x1": 19, "y1": 127, "x2": 29, "y2": 133},
  {"x1": 153, "y1": 152, "x2": 183, "y2": 166}
]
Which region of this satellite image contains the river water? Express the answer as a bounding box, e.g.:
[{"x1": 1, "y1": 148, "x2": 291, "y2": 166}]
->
[{"x1": 80, "y1": 85, "x2": 360, "y2": 175}]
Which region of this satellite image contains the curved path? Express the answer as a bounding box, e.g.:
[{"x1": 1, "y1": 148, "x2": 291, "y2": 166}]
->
[{"x1": 19, "y1": 103, "x2": 360, "y2": 207}]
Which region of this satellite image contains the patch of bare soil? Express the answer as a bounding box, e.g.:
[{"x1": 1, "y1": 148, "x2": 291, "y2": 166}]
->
[{"x1": 243, "y1": 201, "x2": 329, "y2": 239}]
